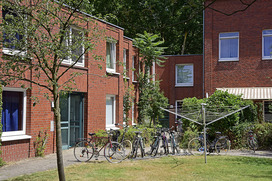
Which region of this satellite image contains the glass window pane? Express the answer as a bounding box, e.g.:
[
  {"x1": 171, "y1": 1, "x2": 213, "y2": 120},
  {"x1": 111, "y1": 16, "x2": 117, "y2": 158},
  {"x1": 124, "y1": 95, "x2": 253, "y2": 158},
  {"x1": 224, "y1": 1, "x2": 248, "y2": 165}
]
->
[
  {"x1": 263, "y1": 30, "x2": 272, "y2": 35},
  {"x1": 176, "y1": 65, "x2": 193, "y2": 85},
  {"x1": 264, "y1": 36, "x2": 272, "y2": 57},
  {"x1": 106, "y1": 42, "x2": 112, "y2": 68},
  {"x1": 71, "y1": 28, "x2": 83, "y2": 63},
  {"x1": 220, "y1": 32, "x2": 239, "y2": 38},
  {"x1": 220, "y1": 38, "x2": 238, "y2": 58},
  {"x1": 106, "y1": 96, "x2": 114, "y2": 125},
  {"x1": 1, "y1": 91, "x2": 23, "y2": 132}
]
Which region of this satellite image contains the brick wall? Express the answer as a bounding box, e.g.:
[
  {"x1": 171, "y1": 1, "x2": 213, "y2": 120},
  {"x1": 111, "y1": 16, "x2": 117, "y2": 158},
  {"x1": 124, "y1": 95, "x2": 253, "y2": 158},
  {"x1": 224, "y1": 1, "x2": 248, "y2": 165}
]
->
[
  {"x1": 1, "y1": 13, "x2": 138, "y2": 162},
  {"x1": 156, "y1": 55, "x2": 203, "y2": 126},
  {"x1": 204, "y1": 0, "x2": 272, "y2": 95}
]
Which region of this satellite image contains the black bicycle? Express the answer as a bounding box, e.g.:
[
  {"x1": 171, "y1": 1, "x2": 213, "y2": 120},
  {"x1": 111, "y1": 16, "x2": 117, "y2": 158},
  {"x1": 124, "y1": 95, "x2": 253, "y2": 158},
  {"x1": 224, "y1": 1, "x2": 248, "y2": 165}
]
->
[
  {"x1": 188, "y1": 131, "x2": 231, "y2": 156},
  {"x1": 130, "y1": 130, "x2": 145, "y2": 158},
  {"x1": 149, "y1": 128, "x2": 169, "y2": 156},
  {"x1": 168, "y1": 127, "x2": 180, "y2": 155},
  {"x1": 114, "y1": 123, "x2": 132, "y2": 158}
]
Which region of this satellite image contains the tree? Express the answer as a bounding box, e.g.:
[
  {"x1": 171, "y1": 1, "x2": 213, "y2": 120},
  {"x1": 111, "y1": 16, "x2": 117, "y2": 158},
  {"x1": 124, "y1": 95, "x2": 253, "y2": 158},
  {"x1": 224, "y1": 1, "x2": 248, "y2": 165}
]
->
[
  {"x1": 0, "y1": 1, "x2": 102, "y2": 180},
  {"x1": 133, "y1": 32, "x2": 168, "y2": 125}
]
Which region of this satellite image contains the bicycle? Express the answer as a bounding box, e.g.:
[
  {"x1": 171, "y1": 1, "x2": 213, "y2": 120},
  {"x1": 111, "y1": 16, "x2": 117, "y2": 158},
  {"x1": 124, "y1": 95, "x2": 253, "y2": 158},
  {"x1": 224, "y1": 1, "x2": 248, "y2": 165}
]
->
[
  {"x1": 168, "y1": 127, "x2": 180, "y2": 155},
  {"x1": 188, "y1": 131, "x2": 231, "y2": 156},
  {"x1": 149, "y1": 128, "x2": 169, "y2": 156},
  {"x1": 114, "y1": 123, "x2": 132, "y2": 158},
  {"x1": 74, "y1": 131, "x2": 126, "y2": 163},
  {"x1": 130, "y1": 130, "x2": 145, "y2": 158},
  {"x1": 247, "y1": 130, "x2": 258, "y2": 152}
]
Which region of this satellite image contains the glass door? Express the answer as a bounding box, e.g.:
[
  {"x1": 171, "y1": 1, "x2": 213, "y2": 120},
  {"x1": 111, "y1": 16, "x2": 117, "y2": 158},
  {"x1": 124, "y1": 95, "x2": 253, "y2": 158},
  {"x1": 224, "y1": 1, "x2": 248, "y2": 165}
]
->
[{"x1": 60, "y1": 93, "x2": 84, "y2": 149}]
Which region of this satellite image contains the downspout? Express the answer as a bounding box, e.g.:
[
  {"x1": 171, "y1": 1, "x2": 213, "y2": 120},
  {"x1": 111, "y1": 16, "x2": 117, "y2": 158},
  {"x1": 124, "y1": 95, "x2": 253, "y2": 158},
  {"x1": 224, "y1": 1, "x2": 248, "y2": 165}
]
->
[{"x1": 202, "y1": 7, "x2": 205, "y2": 98}]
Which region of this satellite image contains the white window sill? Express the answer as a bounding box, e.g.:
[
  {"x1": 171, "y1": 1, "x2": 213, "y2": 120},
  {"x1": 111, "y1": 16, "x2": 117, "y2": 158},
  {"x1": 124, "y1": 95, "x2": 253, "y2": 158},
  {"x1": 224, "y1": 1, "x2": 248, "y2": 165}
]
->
[
  {"x1": 123, "y1": 76, "x2": 130, "y2": 79},
  {"x1": 62, "y1": 60, "x2": 85, "y2": 67},
  {"x1": 175, "y1": 84, "x2": 193, "y2": 87},
  {"x1": 2, "y1": 48, "x2": 26, "y2": 56},
  {"x1": 218, "y1": 58, "x2": 239, "y2": 62},
  {"x1": 262, "y1": 57, "x2": 272, "y2": 60},
  {"x1": 1, "y1": 135, "x2": 32, "y2": 142},
  {"x1": 106, "y1": 126, "x2": 119, "y2": 131},
  {"x1": 106, "y1": 70, "x2": 120, "y2": 75},
  {"x1": 132, "y1": 81, "x2": 137, "y2": 83}
]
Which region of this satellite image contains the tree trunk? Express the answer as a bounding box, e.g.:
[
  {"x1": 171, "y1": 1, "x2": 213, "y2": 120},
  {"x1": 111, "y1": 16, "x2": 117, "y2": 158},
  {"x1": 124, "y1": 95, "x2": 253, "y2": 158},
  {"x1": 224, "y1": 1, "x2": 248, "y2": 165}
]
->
[
  {"x1": 53, "y1": 86, "x2": 66, "y2": 181},
  {"x1": 181, "y1": 32, "x2": 188, "y2": 55}
]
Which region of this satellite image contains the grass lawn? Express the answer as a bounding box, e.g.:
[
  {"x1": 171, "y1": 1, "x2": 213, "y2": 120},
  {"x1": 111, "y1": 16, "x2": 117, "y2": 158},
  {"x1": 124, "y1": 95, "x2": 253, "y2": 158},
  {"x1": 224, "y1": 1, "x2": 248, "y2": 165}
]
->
[{"x1": 10, "y1": 156, "x2": 272, "y2": 181}]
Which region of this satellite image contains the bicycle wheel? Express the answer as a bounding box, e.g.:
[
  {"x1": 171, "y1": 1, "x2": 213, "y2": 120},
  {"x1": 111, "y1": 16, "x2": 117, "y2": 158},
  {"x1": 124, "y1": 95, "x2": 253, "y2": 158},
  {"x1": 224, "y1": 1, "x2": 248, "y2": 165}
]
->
[
  {"x1": 150, "y1": 138, "x2": 159, "y2": 157},
  {"x1": 131, "y1": 139, "x2": 139, "y2": 158},
  {"x1": 163, "y1": 137, "x2": 169, "y2": 155},
  {"x1": 247, "y1": 137, "x2": 258, "y2": 152},
  {"x1": 104, "y1": 141, "x2": 125, "y2": 163},
  {"x1": 74, "y1": 140, "x2": 94, "y2": 162},
  {"x1": 170, "y1": 137, "x2": 180, "y2": 155},
  {"x1": 122, "y1": 140, "x2": 132, "y2": 158},
  {"x1": 140, "y1": 139, "x2": 145, "y2": 158},
  {"x1": 215, "y1": 137, "x2": 230, "y2": 155},
  {"x1": 188, "y1": 138, "x2": 205, "y2": 156}
]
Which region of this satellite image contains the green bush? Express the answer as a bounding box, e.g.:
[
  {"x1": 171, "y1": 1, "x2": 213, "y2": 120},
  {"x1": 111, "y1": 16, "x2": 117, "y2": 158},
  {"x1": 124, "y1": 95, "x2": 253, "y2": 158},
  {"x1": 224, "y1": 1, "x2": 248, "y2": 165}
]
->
[
  {"x1": 180, "y1": 128, "x2": 198, "y2": 149},
  {"x1": 253, "y1": 123, "x2": 272, "y2": 150}
]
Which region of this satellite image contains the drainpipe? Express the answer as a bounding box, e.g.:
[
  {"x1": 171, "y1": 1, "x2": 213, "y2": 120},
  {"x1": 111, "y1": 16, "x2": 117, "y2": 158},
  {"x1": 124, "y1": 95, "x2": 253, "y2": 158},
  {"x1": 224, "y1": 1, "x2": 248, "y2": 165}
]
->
[{"x1": 202, "y1": 7, "x2": 205, "y2": 98}]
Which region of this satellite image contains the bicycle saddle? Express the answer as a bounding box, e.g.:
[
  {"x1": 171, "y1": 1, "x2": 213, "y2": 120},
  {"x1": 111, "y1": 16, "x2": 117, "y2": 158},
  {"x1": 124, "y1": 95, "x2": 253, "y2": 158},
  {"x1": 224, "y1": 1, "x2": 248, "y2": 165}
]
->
[{"x1": 88, "y1": 133, "x2": 96, "y2": 136}]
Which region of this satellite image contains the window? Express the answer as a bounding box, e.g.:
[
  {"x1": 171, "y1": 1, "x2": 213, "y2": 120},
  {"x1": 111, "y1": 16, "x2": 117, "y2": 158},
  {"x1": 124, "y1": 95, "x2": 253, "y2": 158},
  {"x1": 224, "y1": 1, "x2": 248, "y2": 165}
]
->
[
  {"x1": 106, "y1": 41, "x2": 116, "y2": 73},
  {"x1": 132, "y1": 102, "x2": 136, "y2": 125},
  {"x1": 132, "y1": 56, "x2": 135, "y2": 82},
  {"x1": 62, "y1": 27, "x2": 84, "y2": 67},
  {"x1": 219, "y1": 32, "x2": 239, "y2": 61},
  {"x1": 262, "y1": 30, "x2": 272, "y2": 59},
  {"x1": 264, "y1": 101, "x2": 272, "y2": 122},
  {"x1": 2, "y1": 7, "x2": 25, "y2": 54},
  {"x1": 175, "y1": 64, "x2": 194, "y2": 86},
  {"x1": 175, "y1": 100, "x2": 183, "y2": 120},
  {"x1": 106, "y1": 95, "x2": 116, "y2": 128},
  {"x1": 123, "y1": 49, "x2": 127, "y2": 76},
  {"x1": 1, "y1": 87, "x2": 30, "y2": 141}
]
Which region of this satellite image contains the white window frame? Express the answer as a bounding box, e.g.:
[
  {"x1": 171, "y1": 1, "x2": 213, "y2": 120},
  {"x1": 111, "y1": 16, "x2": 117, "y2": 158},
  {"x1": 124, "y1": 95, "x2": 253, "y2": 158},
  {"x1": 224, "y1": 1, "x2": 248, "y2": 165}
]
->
[
  {"x1": 175, "y1": 100, "x2": 183, "y2": 120},
  {"x1": 2, "y1": 8, "x2": 27, "y2": 56},
  {"x1": 175, "y1": 64, "x2": 194, "y2": 87},
  {"x1": 106, "y1": 39, "x2": 117, "y2": 73},
  {"x1": 106, "y1": 95, "x2": 116, "y2": 129},
  {"x1": 1, "y1": 87, "x2": 31, "y2": 141},
  {"x1": 262, "y1": 30, "x2": 272, "y2": 60},
  {"x1": 132, "y1": 56, "x2": 136, "y2": 82},
  {"x1": 62, "y1": 26, "x2": 85, "y2": 67},
  {"x1": 219, "y1": 32, "x2": 239, "y2": 62}
]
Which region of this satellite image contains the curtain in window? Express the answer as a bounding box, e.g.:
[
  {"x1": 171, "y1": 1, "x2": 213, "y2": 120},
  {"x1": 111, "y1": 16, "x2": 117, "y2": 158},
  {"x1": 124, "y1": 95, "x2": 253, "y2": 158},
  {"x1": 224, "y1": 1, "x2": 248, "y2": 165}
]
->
[
  {"x1": 1, "y1": 91, "x2": 22, "y2": 132},
  {"x1": 106, "y1": 42, "x2": 111, "y2": 68},
  {"x1": 106, "y1": 97, "x2": 114, "y2": 125},
  {"x1": 220, "y1": 38, "x2": 238, "y2": 58},
  {"x1": 177, "y1": 65, "x2": 193, "y2": 84},
  {"x1": 264, "y1": 36, "x2": 272, "y2": 57},
  {"x1": 110, "y1": 43, "x2": 116, "y2": 69}
]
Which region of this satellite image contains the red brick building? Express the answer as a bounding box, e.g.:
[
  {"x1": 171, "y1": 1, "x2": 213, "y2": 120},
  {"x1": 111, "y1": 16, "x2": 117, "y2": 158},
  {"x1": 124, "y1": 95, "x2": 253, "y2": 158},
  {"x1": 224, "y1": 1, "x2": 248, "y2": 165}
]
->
[
  {"x1": 204, "y1": 0, "x2": 272, "y2": 121},
  {"x1": 156, "y1": 55, "x2": 203, "y2": 127},
  {"x1": 0, "y1": 4, "x2": 139, "y2": 162}
]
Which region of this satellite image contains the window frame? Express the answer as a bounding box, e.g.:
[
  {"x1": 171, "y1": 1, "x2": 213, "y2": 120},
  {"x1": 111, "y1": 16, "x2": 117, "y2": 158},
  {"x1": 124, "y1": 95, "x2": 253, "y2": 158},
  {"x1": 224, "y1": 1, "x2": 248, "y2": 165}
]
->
[
  {"x1": 2, "y1": 7, "x2": 27, "y2": 56},
  {"x1": 1, "y1": 87, "x2": 31, "y2": 141},
  {"x1": 132, "y1": 56, "x2": 136, "y2": 82},
  {"x1": 175, "y1": 64, "x2": 194, "y2": 87},
  {"x1": 123, "y1": 49, "x2": 127, "y2": 77},
  {"x1": 175, "y1": 100, "x2": 183, "y2": 120},
  {"x1": 106, "y1": 39, "x2": 117, "y2": 73},
  {"x1": 106, "y1": 95, "x2": 116, "y2": 129},
  {"x1": 262, "y1": 30, "x2": 272, "y2": 60},
  {"x1": 219, "y1": 32, "x2": 239, "y2": 62},
  {"x1": 62, "y1": 26, "x2": 85, "y2": 67}
]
